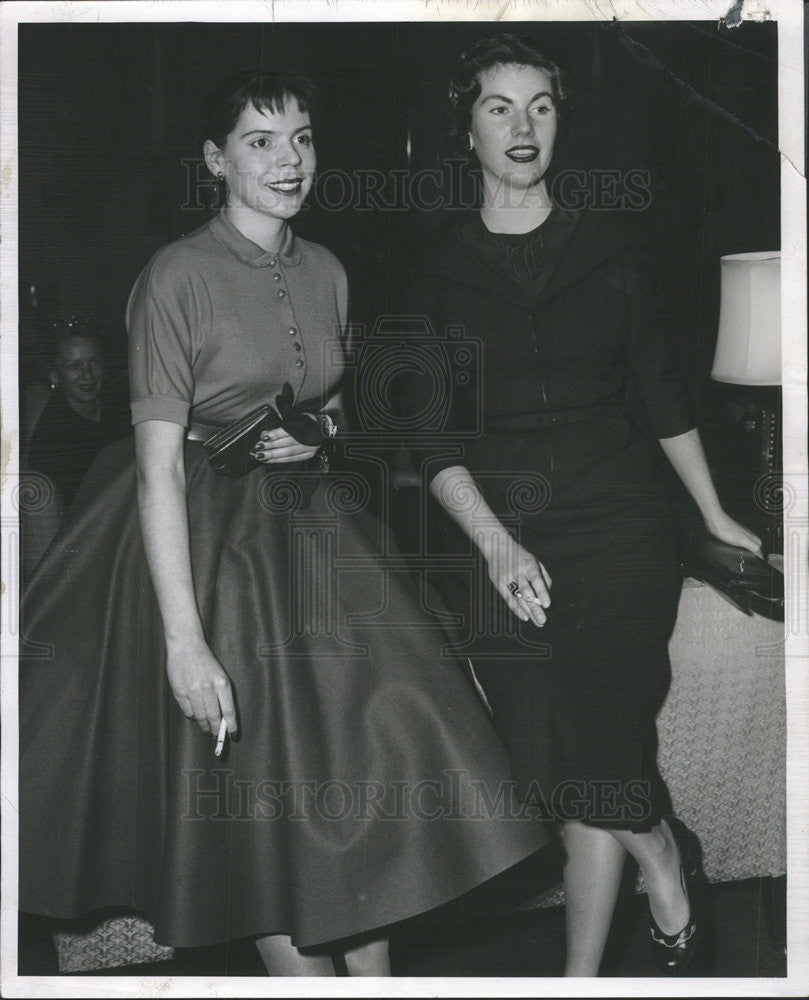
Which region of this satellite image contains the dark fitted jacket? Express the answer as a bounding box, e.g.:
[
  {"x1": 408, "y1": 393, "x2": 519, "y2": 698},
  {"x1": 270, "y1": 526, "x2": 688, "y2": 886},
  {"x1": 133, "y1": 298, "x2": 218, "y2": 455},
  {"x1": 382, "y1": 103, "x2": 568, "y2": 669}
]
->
[{"x1": 399, "y1": 207, "x2": 695, "y2": 491}]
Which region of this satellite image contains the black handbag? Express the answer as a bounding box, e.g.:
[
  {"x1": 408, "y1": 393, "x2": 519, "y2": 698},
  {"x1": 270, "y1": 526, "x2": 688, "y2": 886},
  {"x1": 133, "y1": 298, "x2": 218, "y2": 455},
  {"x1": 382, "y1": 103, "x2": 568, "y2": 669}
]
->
[
  {"x1": 204, "y1": 383, "x2": 328, "y2": 478},
  {"x1": 682, "y1": 531, "x2": 784, "y2": 621}
]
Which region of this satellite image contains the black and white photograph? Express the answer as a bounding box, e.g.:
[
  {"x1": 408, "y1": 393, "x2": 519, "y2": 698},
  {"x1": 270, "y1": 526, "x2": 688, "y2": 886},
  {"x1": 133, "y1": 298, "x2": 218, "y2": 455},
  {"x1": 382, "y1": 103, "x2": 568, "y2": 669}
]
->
[{"x1": 1, "y1": 0, "x2": 806, "y2": 995}]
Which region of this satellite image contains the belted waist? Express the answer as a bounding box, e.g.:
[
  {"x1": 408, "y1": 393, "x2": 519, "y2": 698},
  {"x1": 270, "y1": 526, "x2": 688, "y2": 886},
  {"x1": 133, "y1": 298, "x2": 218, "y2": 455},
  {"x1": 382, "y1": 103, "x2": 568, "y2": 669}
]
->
[{"x1": 187, "y1": 420, "x2": 237, "y2": 443}]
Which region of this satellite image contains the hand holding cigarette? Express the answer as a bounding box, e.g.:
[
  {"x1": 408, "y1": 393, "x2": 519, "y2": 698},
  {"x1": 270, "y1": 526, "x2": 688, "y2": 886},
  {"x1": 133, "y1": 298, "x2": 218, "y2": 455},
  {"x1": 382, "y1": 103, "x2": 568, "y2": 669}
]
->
[{"x1": 165, "y1": 639, "x2": 238, "y2": 739}]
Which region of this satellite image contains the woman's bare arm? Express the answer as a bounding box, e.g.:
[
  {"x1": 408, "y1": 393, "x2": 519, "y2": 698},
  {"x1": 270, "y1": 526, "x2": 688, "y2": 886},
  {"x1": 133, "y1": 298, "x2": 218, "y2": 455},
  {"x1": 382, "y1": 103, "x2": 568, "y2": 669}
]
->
[
  {"x1": 659, "y1": 427, "x2": 762, "y2": 554},
  {"x1": 429, "y1": 464, "x2": 551, "y2": 627},
  {"x1": 135, "y1": 420, "x2": 237, "y2": 735}
]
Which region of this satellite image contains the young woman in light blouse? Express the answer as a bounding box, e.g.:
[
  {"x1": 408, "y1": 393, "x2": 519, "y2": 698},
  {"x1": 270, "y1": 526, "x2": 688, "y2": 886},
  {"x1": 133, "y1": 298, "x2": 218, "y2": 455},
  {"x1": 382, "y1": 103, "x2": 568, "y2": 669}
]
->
[{"x1": 20, "y1": 69, "x2": 549, "y2": 976}]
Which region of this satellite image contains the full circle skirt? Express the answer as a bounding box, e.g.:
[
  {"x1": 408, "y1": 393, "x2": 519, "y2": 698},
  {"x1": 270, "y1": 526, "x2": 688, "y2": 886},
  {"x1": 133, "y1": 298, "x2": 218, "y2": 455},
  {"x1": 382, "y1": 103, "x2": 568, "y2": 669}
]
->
[{"x1": 19, "y1": 439, "x2": 548, "y2": 948}]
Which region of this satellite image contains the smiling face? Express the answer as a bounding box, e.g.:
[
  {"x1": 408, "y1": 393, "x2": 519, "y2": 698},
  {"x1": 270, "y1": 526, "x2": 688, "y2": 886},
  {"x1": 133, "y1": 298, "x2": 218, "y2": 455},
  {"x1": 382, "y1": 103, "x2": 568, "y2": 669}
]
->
[
  {"x1": 204, "y1": 98, "x2": 315, "y2": 227},
  {"x1": 50, "y1": 336, "x2": 104, "y2": 409},
  {"x1": 470, "y1": 63, "x2": 558, "y2": 197}
]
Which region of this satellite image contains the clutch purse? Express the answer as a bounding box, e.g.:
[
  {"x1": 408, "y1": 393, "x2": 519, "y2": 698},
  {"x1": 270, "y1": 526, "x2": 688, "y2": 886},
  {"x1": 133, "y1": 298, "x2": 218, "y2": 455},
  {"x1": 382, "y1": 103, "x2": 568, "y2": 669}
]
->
[
  {"x1": 682, "y1": 532, "x2": 784, "y2": 621},
  {"x1": 203, "y1": 403, "x2": 281, "y2": 478},
  {"x1": 204, "y1": 383, "x2": 332, "y2": 478}
]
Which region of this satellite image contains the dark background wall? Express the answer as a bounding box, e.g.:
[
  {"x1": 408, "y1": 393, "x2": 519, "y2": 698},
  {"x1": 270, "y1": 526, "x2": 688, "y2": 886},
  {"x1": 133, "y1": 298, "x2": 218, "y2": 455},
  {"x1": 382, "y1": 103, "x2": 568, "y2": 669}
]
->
[{"x1": 18, "y1": 19, "x2": 780, "y2": 522}]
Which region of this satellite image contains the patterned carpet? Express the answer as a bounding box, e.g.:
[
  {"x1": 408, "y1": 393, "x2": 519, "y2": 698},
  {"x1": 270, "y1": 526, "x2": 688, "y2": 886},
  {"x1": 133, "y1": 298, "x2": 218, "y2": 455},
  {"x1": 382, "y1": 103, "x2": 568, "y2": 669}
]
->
[{"x1": 19, "y1": 874, "x2": 786, "y2": 979}]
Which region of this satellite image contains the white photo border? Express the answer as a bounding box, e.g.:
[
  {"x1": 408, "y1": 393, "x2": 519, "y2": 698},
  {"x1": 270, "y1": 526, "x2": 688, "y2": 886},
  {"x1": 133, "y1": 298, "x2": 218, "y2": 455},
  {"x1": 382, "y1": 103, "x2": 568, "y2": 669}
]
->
[{"x1": 1, "y1": 1, "x2": 806, "y2": 997}]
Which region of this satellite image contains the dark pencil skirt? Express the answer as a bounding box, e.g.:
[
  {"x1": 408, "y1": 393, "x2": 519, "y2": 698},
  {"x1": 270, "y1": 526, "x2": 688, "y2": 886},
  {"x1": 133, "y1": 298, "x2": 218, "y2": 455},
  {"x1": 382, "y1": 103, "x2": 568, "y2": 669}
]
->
[{"x1": 434, "y1": 409, "x2": 683, "y2": 832}]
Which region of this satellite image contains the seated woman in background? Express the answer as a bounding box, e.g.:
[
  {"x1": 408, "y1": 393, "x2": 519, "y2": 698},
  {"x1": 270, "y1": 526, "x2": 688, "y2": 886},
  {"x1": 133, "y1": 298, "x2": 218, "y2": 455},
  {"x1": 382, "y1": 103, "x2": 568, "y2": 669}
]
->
[
  {"x1": 26, "y1": 316, "x2": 131, "y2": 510},
  {"x1": 22, "y1": 316, "x2": 131, "y2": 578}
]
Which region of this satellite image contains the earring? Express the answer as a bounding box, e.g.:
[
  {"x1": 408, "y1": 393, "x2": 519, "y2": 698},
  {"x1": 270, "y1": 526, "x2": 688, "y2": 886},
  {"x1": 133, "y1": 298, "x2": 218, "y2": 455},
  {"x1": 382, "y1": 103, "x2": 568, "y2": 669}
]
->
[
  {"x1": 463, "y1": 133, "x2": 473, "y2": 152},
  {"x1": 215, "y1": 171, "x2": 227, "y2": 211},
  {"x1": 49, "y1": 381, "x2": 57, "y2": 391}
]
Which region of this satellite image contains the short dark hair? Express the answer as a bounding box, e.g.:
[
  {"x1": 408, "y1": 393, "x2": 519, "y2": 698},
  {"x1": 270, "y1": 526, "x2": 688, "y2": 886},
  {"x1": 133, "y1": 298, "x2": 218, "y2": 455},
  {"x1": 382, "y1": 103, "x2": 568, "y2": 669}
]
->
[
  {"x1": 448, "y1": 34, "x2": 566, "y2": 139},
  {"x1": 203, "y1": 69, "x2": 319, "y2": 148}
]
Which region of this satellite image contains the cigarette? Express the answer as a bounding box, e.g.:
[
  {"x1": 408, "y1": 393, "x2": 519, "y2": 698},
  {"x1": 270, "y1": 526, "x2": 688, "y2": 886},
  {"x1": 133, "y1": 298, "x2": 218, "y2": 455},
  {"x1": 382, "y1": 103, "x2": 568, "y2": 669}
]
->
[{"x1": 214, "y1": 717, "x2": 227, "y2": 757}]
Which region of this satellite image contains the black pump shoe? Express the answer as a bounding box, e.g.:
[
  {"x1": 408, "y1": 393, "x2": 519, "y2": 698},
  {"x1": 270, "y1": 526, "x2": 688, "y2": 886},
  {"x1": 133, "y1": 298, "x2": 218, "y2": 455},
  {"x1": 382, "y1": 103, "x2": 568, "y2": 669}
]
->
[
  {"x1": 649, "y1": 910, "x2": 697, "y2": 973},
  {"x1": 648, "y1": 817, "x2": 700, "y2": 974}
]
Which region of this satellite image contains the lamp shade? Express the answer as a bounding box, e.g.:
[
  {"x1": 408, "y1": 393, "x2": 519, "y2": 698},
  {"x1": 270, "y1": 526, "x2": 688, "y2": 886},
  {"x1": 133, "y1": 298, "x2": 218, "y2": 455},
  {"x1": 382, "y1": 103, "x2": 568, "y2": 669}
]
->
[{"x1": 711, "y1": 252, "x2": 781, "y2": 386}]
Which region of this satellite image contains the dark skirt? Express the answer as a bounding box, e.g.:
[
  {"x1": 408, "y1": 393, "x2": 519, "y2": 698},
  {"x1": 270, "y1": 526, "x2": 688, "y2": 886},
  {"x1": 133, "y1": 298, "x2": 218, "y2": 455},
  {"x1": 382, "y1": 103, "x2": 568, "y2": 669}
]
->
[
  {"x1": 19, "y1": 438, "x2": 548, "y2": 949},
  {"x1": 432, "y1": 409, "x2": 684, "y2": 831}
]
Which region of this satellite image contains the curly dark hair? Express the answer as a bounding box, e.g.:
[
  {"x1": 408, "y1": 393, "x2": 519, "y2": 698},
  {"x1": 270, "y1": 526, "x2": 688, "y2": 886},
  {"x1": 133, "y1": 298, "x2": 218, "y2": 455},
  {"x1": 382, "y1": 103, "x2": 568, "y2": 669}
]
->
[
  {"x1": 202, "y1": 68, "x2": 319, "y2": 148},
  {"x1": 448, "y1": 34, "x2": 566, "y2": 141}
]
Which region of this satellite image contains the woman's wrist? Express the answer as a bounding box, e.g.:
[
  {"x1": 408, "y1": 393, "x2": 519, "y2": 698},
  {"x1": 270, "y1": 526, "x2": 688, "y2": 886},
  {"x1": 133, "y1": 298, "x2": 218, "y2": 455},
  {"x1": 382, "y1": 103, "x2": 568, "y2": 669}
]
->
[
  {"x1": 701, "y1": 504, "x2": 728, "y2": 535},
  {"x1": 164, "y1": 623, "x2": 207, "y2": 648},
  {"x1": 429, "y1": 466, "x2": 514, "y2": 558},
  {"x1": 476, "y1": 524, "x2": 517, "y2": 561}
]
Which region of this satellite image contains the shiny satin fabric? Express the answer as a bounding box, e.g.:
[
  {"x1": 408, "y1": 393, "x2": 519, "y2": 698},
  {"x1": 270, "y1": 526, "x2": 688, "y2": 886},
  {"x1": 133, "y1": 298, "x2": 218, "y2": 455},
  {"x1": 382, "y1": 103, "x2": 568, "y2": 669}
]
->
[{"x1": 19, "y1": 438, "x2": 549, "y2": 948}]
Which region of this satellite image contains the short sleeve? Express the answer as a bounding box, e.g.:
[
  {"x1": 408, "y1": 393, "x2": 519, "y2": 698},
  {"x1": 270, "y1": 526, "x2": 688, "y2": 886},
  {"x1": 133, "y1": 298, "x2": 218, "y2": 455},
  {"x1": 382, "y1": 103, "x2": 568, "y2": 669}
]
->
[
  {"x1": 622, "y1": 249, "x2": 696, "y2": 439},
  {"x1": 127, "y1": 249, "x2": 198, "y2": 426}
]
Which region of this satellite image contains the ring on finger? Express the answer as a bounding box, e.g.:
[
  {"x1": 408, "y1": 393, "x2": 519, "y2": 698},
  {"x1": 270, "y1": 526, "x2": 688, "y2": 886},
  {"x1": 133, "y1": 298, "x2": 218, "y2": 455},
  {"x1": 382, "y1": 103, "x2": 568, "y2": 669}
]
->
[{"x1": 510, "y1": 582, "x2": 543, "y2": 606}]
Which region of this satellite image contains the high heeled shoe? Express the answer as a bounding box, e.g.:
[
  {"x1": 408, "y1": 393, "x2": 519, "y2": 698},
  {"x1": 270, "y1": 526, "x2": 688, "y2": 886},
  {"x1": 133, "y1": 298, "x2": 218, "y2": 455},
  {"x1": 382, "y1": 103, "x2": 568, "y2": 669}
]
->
[{"x1": 648, "y1": 816, "x2": 700, "y2": 974}]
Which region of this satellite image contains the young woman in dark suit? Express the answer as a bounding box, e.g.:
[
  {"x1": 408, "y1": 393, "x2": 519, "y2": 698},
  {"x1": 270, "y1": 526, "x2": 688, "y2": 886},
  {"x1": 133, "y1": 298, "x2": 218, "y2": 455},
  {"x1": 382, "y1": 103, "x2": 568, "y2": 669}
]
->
[{"x1": 403, "y1": 35, "x2": 762, "y2": 976}]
